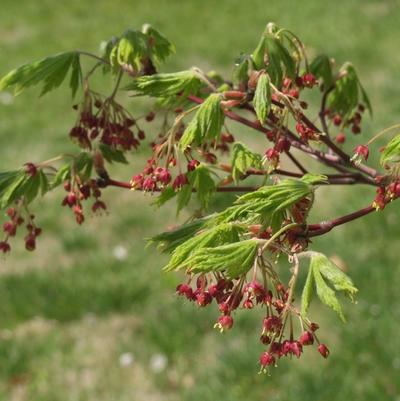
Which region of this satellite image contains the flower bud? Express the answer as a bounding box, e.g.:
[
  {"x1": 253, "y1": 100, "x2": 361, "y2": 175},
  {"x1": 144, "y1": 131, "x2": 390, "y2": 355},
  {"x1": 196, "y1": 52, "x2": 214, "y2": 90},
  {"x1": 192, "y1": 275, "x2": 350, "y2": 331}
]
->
[{"x1": 318, "y1": 344, "x2": 330, "y2": 358}]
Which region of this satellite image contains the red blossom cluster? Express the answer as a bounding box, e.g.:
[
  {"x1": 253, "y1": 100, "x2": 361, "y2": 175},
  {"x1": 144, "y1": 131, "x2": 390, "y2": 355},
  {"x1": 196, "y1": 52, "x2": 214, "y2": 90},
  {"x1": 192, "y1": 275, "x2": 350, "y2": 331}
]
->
[
  {"x1": 176, "y1": 273, "x2": 328, "y2": 372},
  {"x1": 69, "y1": 95, "x2": 146, "y2": 151},
  {"x1": 373, "y1": 179, "x2": 400, "y2": 210},
  {"x1": 62, "y1": 179, "x2": 106, "y2": 224},
  {"x1": 1, "y1": 206, "x2": 41, "y2": 254},
  {"x1": 131, "y1": 158, "x2": 201, "y2": 192}
]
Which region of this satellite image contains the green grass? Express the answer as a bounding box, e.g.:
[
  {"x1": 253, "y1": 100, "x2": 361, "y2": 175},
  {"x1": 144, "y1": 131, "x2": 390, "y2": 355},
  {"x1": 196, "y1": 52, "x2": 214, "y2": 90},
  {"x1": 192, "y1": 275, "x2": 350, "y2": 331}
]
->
[{"x1": 0, "y1": 0, "x2": 400, "y2": 400}]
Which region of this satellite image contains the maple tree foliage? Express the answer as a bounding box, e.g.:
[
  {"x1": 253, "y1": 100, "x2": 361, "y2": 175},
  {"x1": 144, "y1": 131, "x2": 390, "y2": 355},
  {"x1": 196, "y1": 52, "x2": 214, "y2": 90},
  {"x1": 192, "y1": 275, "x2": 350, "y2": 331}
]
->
[{"x1": 1, "y1": 22, "x2": 399, "y2": 372}]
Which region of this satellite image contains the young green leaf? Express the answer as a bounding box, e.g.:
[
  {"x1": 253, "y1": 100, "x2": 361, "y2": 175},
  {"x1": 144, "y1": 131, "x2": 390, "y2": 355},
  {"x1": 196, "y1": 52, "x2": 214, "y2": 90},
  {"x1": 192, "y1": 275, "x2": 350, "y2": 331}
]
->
[
  {"x1": 309, "y1": 54, "x2": 334, "y2": 89},
  {"x1": 0, "y1": 170, "x2": 26, "y2": 209},
  {"x1": 99, "y1": 144, "x2": 128, "y2": 164},
  {"x1": 231, "y1": 142, "x2": 262, "y2": 182},
  {"x1": 251, "y1": 37, "x2": 266, "y2": 69},
  {"x1": 142, "y1": 24, "x2": 175, "y2": 64},
  {"x1": 0, "y1": 170, "x2": 22, "y2": 196},
  {"x1": 153, "y1": 186, "x2": 177, "y2": 208},
  {"x1": 111, "y1": 29, "x2": 147, "y2": 70},
  {"x1": 187, "y1": 239, "x2": 258, "y2": 278},
  {"x1": 312, "y1": 253, "x2": 358, "y2": 301},
  {"x1": 380, "y1": 134, "x2": 400, "y2": 166},
  {"x1": 149, "y1": 216, "x2": 211, "y2": 253},
  {"x1": 74, "y1": 152, "x2": 93, "y2": 181},
  {"x1": 265, "y1": 36, "x2": 296, "y2": 80},
  {"x1": 233, "y1": 55, "x2": 250, "y2": 85},
  {"x1": 52, "y1": 164, "x2": 71, "y2": 188},
  {"x1": 125, "y1": 70, "x2": 202, "y2": 98},
  {"x1": 253, "y1": 72, "x2": 271, "y2": 124},
  {"x1": 51, "y1": 153, "x2": 93, "y2": 189},
  {"x1": 301, "y1": 262, "x2": 315, "y2": 316},
  {"x1": 163, "y1": 223, "x2": 244, "y2": 272},
  {"x1": 0, "y1": 169, "x2": 50, "y2": 209},
  {"x1": 38, "y1": 170, "x2": 49, "y2": 196},
  {"x1": 69, "y1": 53, "x2": 82, "y2": 98},
  {"x1": 313, "y1": 262, "x2": 345, "y2": 322},
  {"x1": 214, "y1": 175, "x2": 321, "y2": 229},
  {"x1": 179, "y1": 93, "x2": 225, "y2": 149},
  {"x1": 0, "y1": 52, "x2": 81, "y2": 97},
  {"x1": 251, "y1": 34, "x2": 296, "y2": 86},
  {"x1": 327, "y1": 63, "x2": 372, "y2": 119},
  {"x1": 189, "y1": 165, "x2": 216, "y2": 209},
  {"x1": 176, "y1": 183, "x2": 193, "y2": 213}
]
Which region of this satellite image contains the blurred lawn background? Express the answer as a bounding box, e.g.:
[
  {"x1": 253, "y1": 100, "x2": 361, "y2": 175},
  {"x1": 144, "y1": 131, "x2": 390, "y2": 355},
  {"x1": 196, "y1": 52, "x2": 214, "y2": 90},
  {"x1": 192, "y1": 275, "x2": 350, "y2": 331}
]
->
[{"x1": 0, "y1": 0, "x2": 399, "y2": 400}]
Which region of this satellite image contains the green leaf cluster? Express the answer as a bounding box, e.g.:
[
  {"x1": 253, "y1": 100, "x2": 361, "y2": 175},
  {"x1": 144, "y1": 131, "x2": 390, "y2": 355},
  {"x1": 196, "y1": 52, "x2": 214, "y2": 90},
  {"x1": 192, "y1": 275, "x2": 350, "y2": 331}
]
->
[
  {"x1": 252, "y1": 34, "x2": 296, "y2": 87},
  {"x1": 179, "y1": 94, "x2": 225, "y2": 149},
  {"x1": 215, "y1": 174, "x2": 326, "y2": 229},
  {"x1": 188, "y1": 240, "x2": 258, "y2": 278},
  {"x1": 0, "y1": 52, "x2": 82, "y2": 97},
  {"x1": 327, "y1": 63, "x2": 372, "y2": 118},
  {"x1": 0, "y1": 169, "x2": 49, "y2": 209},
  {"x1": 109, "y1": 25, "x2": 174, "y2": 71},
  {"x1": 158, "y1": 222, "x2": 256, "y2": 278},
  {"x1": 301, "y1": 252, "x2": 358, "y2": 321},
  {"x1": 231, "y1": 142, "x2": 262, "y2": 182}
]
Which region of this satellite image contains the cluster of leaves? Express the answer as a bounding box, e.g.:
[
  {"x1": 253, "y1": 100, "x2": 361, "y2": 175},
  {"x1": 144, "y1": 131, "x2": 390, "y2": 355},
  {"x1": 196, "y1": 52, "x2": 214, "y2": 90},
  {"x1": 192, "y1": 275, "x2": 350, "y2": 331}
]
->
[
  {"x1": 215, "y1": 174, "x2": 325, "y2": 229},
  {"x1": 153, "y1": 174, "x2": 325, "y2": 276}
]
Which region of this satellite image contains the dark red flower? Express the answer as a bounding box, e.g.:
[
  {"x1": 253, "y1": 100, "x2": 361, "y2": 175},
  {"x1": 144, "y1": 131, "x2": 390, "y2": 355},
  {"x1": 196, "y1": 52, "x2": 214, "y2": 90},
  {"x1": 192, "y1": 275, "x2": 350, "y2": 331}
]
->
[{"x1": 318, "y1": 344, "x2": 330, "y2": 358}]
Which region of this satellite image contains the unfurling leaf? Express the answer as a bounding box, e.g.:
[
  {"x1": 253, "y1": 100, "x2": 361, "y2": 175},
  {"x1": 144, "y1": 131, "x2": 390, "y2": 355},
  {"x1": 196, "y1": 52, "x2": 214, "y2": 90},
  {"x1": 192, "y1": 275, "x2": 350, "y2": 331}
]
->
[
  {"x1": 233, "y1": 56, "x2": 250, "y2": 85},
  {"x1": 231, "y1": 142, "x2": 262, "y2": 182},
  {"x1": 301, "y1": 262, "x2": 315, "y2": 316},
  {"x1": 316, "y1": 254, "x2": 358, "y2": 301},
  {"x1": 163, "y1": 223, "x2": 245, "y2": 272},
  {"x1": 313, "y1": 264, "x2": 345, "y2": 322},
  {"x1": 251, "y1": 34, "x2": 296, "y2": 87},
  {"x1": 149, "y1": 216, "x2": 212, "y2": 253},
  {"x1": 253, "y1": 73, "x2": 271, "y2": 124},
  {"x1": 309, "y1": 54, "x2": 334, "y2": 89},
  {"x1": 179, "y1": 93, "x2": 225, "y2": 149},
  {"x1": 189, "y1": 165, "x2": 216, "y2": 209},
  {"x1": 110, "y1": 29, "x2": 147, "y2": 70},
  {"x1": 214, "y1": 174, "x2": 324, "y2": 230},
  {"x1": 310, "y1": 252, "x2": 358, "y2": 321},
  {"x1": 142, "y1": 24, "x2": 175, "y2": 64},
  {"x1": 380, "y1": 134, "x2": 400, "y2": 166},
  {"x1": 125, "y1": 70, "x2": 202, "y2": 98},
  {"x1": 187, "y1": 239, "x2": 258, "y2": 278},
  {"x1": 0, "y1": 52, "x2": 82, "y2": 97},
  {"x1": 327, "y1": 63, "x2": 372, "y2": 119}
]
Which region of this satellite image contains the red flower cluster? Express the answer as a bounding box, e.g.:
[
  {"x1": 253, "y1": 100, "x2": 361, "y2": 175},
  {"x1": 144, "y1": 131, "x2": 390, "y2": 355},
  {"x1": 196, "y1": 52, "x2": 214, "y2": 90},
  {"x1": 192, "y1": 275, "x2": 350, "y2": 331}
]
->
[
  {"x1": 1, "y1": 206, "x2": 42, "y2": 253},
  {"x1": 69, "y1": 95, "x2": 145, "y2": 151},
  {"x1": 131, "y1": 158, "x2": 201, "y2": 193},
  {"x1": 175, "y1": 273, "x2": 328, "y2": 372},
  {"x1": 62, "y1": 179, "x2": 106, "y2": 224}
]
